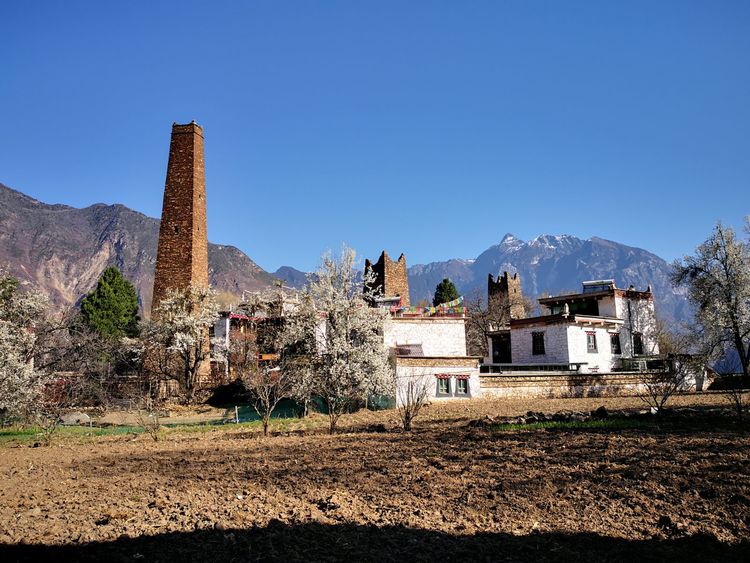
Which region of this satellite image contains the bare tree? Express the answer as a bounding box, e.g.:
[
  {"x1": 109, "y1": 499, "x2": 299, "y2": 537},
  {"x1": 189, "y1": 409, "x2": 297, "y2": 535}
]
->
[
  {"x1": 465, "y1": 288, "x2": 534, "y2": 357},
  {"x1": 464, "y1": 290, "x2": 495, "y2": 358},
  {"x1": 125, "y1": 379, "x2": 163, "y2": 441},
  {"x1": 394, "y1": 369, "x2": 431, "y2": 431},
  {"x1": 711, "y1": 351, "x2": 749, "y2": 424},
  {"x1": 229, "y1": 319, "x2": 292, "y2": 436},
  {"x1": 726, "y1": 387, "x2": 747, "y2": 424},
  {"x1": 638, "y1": 324, "x2": 704, "y2": 413},
  {"x1": 244, "y1": 367, "x2": 294, "y2": 436}
]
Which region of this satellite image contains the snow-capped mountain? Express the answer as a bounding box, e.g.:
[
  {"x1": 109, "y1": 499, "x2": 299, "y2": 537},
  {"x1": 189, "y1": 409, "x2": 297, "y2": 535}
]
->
[{"x1": 275, "y1": 233, "x2": 689, "y2": 322}]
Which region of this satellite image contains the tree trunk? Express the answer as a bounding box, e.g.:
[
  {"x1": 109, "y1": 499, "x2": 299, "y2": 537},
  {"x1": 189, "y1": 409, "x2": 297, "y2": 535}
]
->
[
  {"x1": 328, "y1": 412, "x2": 337, "y2": 434},
  {"x1": 263, "y1": 416, "x2": 269, "y2": 436},
  {"x1": 737, "y1": 337, "x2": 750, "y2": 378}
]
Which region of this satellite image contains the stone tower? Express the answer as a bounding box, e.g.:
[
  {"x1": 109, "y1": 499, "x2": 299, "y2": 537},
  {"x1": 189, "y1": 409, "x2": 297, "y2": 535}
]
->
[
  {"x1": 364, "y1": 251, "x2": 410, "y2": 307},
  {"x1": 488, "y1": 271, "x2": 525, "y2": 321},
  {"x1": 151, "y1": 121, "x2": 209, "y2": 316}
]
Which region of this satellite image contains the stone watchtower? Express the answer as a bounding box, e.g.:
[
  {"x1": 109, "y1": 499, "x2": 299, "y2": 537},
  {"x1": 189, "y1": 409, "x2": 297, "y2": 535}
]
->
[
  {"x1": 151, "y1": 122, "x2": 209, "y2": 316},
  {"x1": 488, "y1": 271, "x2": 525, "y2": 321},
  {"x1": 364, "y1": 251, "x2": 410, "y2": 307}
]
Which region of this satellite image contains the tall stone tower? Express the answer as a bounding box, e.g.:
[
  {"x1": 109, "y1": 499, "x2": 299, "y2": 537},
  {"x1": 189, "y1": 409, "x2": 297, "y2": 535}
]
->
[
  {"x1": 488, "y1": 271, "x2": 525, "y2": 321},
  {"x1": 151, "y1": 121, "x2": 209, "y2": 316},
  {"x1": 364, "y1": 251, "x2": 410, "y2": 307}
]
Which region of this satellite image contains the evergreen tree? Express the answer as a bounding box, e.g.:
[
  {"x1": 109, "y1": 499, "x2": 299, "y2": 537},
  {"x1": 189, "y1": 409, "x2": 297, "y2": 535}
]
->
[
  {"x1": 80, "y1": 267, "x2": 140, "y2": 339},
  {"x1": 433, "y1": 278, "x2": 460, "y2": 306}
]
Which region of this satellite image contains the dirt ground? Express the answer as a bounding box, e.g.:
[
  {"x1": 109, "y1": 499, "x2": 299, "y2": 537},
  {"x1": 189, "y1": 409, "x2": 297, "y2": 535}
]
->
[{"x1": 1, "y1": 394, "x2": 749, "y2": 562}]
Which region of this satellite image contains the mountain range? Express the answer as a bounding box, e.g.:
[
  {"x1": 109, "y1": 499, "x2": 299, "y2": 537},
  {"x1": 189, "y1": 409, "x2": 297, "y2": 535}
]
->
[
  {"x1": 274, "y1": 237, "x2": 690, "y2": 322},
  {"x1": 1, "y1": 182, "x2": 689, "y2": 322}
]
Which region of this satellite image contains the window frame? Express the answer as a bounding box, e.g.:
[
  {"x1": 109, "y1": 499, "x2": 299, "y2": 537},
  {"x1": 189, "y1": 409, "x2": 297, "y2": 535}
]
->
[
  {"x1": 633, "y1": 331, "x2": 644, "y2": 355},
  {"x1": 436, "y1": 376, "x2": 451, "y2": 396},
  {"x1": 456, "y1": 377, "x2": 469, "y2": 395},
  {"x1": 610, "y1": 332, "x2": 621, "y2": 355},
  {"x1": 586, "y1": 331, "x2": 598, "y2": 353},
  {"x1": 531, "y1": 331, "x2": 546, "y2": 356}
]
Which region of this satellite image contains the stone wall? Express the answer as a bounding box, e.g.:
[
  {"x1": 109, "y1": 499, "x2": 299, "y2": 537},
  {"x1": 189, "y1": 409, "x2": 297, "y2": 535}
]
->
[
  {"x1": 480, "y1": 371, "x2": 658, "y2": 399},
  {"x1": 488, "y1": 271, "x2": 525, "y2": 320},
  {"x1": 365, "y1": 251, "x2": 410, "y2": 307},
  {"x1": 152, "y1": 122, "x2": 209, "y2": 315}
]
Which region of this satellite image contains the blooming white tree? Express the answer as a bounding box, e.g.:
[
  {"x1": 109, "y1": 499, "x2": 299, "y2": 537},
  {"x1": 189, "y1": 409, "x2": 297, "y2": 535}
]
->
[
  {"x1": 283, "y1": 246, "x2": 392, "y2": 433},
  {"x1": 0, "y1": 270, "x2": 49, "y2": 420},
  {"x1": 672, "y1": 221, "x2": 750, "y2": 378},
  {"x1": 143, "y1": 285, "x2": 222, "y2": 399}
]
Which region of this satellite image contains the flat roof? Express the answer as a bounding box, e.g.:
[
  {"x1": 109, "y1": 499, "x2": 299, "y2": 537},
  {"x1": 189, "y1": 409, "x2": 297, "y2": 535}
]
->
[
  {"x1": 509, "y1": 313, "x2": 624, "y2": 328},
  {"x1": 538, "y1": 287, "x2": 652, "y2": 304}
]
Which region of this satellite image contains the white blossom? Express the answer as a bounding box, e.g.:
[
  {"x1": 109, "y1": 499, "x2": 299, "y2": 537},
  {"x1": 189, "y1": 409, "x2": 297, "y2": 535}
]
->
[
  {"x1": 0, "y1": 270, "x2": 49, "y2": 418},
  {"x1": 143, "y1": 285, "x2": 221, "y2": 397},
  {"x1": 282, "y1": 246, "x2": 393, "y2": 432}
]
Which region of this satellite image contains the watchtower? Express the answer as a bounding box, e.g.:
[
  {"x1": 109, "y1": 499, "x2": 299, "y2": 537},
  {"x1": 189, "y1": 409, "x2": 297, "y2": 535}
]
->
[
  {"x1": 488, "y1": 271, "x2": 525, "y2": 321},
  {"x1": 364, "y1": 251, "x2": 410, "y2": 307},
  {"x1": 151, "y1": 121, "x2": 209, "y2": 316}
]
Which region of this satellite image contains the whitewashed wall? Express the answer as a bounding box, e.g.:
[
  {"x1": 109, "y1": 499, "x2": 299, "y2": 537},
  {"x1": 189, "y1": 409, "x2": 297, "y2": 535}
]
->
[
  {"x1": 597, "y1": 295, "x2": 617, "y2": 317},
  {"x1": 395, "y1": 365, "x2": 481, "y2": 406},
  {"x1": 384, "y1": 318, "x2": 467, "y2": 357},
  {"x1": 213, "y1": 316, "x2": 230, "y2": 348},
  {"x1": 508, "y1": 322, "x2": 621, "y2": 372},
  {"x1": 510, "y1": 324, "x2": 570, "y2": 364},
  {"x1": 614, "y1": 296, "x2": 660, "y2": 356},
  {"x1": 565, "y1": 325, "x2": 619, "y2": 372}
]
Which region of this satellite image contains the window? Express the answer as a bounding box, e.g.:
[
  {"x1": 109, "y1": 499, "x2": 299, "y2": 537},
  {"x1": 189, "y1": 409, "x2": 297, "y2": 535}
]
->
[
  {"x1": 610, "y1": 333, "x2": 621, "y2": 355},
  {"x1": 633, "y1": 332, "x2": 644, "y2": 355},
  {"x1": 437, "y1": 377, "x2": 450, "y2": 395},
  {"x1": 532, "y1": 332, "x2": 545, "y2": 355},
  {"x1": 456, "y1": 377, "x2": 469, "y2": 395},
  {"x1": 586, "y1": 332, "x2": 598, "y2": 353}
]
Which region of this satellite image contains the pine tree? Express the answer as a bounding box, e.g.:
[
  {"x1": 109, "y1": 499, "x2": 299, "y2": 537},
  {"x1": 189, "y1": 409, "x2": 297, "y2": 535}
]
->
[
  {"x1": 80, "y1": 267, "x2": 140, "y2": 339},
  {"x1": 433, "y1": 278, "x2": 460, "y2": 306}
]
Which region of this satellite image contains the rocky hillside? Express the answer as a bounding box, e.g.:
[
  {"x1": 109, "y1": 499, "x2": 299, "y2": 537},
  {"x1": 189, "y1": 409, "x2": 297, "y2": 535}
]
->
[{"x1": 0, "y1": 183, "x2": 276, "y2": 314}]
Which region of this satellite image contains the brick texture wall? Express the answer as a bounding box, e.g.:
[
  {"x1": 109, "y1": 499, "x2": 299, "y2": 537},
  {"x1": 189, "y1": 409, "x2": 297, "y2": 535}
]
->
[
  {"x1": 152, "y1": 122, "x2": 209, "y2": 316},
  {"x1": 365, "y1": 251, "x2": 410, "y2": 307},
  {"x1": 488, "y1": 272, "x2": 525, "y2": 320}
]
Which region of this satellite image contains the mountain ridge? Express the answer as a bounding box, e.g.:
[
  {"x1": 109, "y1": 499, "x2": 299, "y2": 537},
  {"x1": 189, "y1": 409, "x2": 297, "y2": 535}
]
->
[
  {"x1": 0, "y1": 182, "x2": 276, "y2": 314},
  {"x1": 1, "y1": 182, "x2": 689, "y2": 322},
  {"x1": 275, "y1": 232, "x2": 689, "y2": 322}
]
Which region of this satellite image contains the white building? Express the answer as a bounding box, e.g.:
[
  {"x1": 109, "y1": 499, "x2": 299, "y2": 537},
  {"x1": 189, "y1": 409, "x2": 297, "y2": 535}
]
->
[
  {"x1": 486, "y1": 280, "x2": 660, "y2": 374},
  {"x1": 366, "y1": 250, "x2": 480, "y2": 406},
  {"x1": 383, "y1": 315, "x2": 481, "y2": 404}
]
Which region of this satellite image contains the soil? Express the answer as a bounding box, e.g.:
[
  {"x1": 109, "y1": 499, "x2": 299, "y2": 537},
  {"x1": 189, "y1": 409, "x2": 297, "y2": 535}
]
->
[{"x1": 1, "y1": 394, "x2": 749, "y2": 562}]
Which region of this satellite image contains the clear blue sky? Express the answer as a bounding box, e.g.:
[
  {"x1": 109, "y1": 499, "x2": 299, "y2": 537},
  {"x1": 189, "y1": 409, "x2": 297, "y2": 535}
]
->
[{"x1": 1, "y1": 1, "x2": 748, "y2": 272}]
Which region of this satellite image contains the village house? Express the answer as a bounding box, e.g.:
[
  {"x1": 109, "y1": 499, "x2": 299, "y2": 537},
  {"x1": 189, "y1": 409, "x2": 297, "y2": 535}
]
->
[
  {"x1": 365, "y1": 251, "x2": 481, "y2": 405},
  {"x1": 211, "y1": 288, "x2": 297, "y2": 379},
  {"x1": 485, "y1": 279, "x2": 660, "y2": 374}
]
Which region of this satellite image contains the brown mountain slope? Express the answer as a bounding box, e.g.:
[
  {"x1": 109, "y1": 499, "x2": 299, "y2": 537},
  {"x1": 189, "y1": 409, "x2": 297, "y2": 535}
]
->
[{"x1": 0, "y1": 183, "x2": 276, "y2": 314}]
